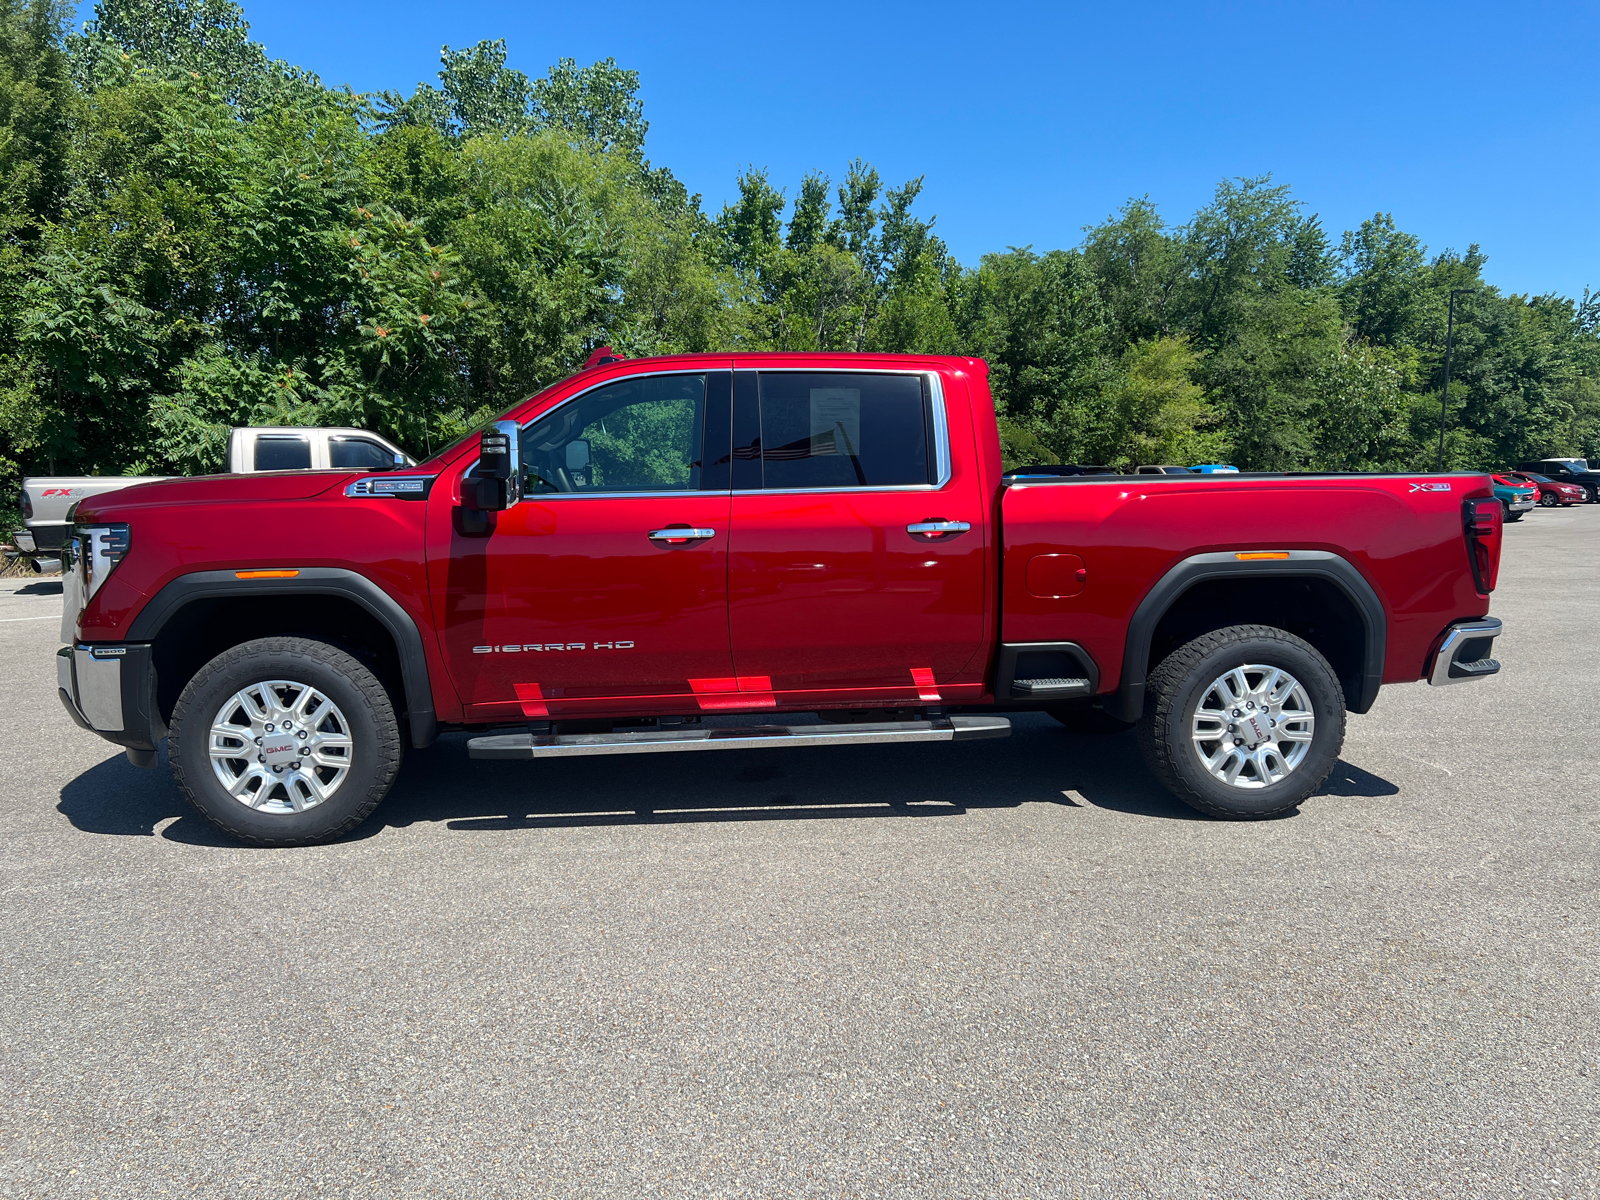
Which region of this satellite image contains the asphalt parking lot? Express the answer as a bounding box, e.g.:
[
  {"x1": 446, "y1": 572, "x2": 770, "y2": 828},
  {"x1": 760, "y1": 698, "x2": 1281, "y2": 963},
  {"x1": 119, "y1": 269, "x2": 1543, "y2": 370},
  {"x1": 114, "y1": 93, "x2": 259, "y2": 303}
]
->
[{"x1": 2, "y1": 509, "x2": 1597, "y2": 1199}]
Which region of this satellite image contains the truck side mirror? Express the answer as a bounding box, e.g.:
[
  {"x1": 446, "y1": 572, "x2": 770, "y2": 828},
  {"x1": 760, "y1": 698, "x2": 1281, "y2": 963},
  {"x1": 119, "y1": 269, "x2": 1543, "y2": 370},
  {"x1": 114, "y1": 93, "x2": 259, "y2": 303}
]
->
[{"x1": 461, "y1": 420, "x2": 521, "y2": 512}]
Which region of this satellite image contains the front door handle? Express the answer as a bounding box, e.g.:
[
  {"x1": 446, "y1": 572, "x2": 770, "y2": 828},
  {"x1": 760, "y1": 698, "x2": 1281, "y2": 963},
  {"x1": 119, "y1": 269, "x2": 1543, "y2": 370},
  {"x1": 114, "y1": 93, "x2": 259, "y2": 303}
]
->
[
  {"x1": 648, "y1": 527, "x2": 716, "y2": 544},
  {"x1": 906, "y1": 519, "x2": 971, "y2": 540}
]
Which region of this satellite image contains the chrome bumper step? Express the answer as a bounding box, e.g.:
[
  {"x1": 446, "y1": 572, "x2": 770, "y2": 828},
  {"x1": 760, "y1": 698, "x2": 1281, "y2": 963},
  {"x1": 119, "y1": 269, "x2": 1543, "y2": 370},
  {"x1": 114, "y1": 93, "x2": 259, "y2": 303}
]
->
[
  {"x1": 467, "y1": 715, "x2": 1012, "y2": 761},
  {"x1": 1428, "y1": 617, "x2": 1505, "y2": 686}
]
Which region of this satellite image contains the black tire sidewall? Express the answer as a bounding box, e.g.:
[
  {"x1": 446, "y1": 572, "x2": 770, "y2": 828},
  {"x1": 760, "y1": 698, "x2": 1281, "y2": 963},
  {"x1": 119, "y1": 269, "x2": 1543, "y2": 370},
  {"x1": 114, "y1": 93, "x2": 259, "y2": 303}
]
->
[
  {"x1": 170, "y1": 638, "x2": 399, "y2": 845},
  {"x1": 1153, "y1": 630, "x2": 1344, "y2": 818}
]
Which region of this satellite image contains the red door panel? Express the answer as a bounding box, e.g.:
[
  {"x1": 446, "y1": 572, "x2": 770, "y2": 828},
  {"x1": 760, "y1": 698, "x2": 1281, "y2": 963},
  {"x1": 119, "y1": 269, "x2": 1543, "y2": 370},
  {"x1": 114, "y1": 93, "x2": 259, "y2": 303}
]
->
[
  {"x1": 727, "y1": 490, "x2": 987, "y2": 700},
  {"x1": 724, "y1": 367, "x2": 988, "y2": 705},
  {"x1": 433, "y1": 496, "x2": 734, "y2": 719}
]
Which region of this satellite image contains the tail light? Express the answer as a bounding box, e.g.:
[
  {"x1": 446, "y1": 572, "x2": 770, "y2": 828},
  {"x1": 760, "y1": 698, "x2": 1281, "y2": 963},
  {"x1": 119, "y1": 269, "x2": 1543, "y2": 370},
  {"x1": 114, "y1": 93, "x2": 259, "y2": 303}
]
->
[
  {"x1": 19, "y1": 487, "x2": 31, "y2": 520},
  {"x1": 1464, "y1": 498, "x2": 1501, "y2": 594}
]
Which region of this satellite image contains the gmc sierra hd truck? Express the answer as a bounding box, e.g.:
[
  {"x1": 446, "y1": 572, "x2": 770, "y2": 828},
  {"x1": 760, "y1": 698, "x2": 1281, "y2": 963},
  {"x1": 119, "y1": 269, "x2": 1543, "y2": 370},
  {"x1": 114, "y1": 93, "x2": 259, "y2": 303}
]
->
[{"x1": 56, "y1": 353, "x2": 1506, "y2": 845}]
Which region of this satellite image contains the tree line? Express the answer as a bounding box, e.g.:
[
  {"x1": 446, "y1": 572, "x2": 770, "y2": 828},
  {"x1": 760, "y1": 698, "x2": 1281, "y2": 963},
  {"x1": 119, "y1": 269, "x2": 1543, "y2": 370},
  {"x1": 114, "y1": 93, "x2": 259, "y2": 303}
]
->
[{"x1": 2, "y1": 0, "x2": 1596, "y2": 494}]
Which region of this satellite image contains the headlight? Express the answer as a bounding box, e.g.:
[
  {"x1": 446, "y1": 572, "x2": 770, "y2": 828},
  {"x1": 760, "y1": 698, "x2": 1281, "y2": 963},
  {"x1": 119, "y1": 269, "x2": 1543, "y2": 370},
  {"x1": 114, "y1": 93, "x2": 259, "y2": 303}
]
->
[{"x1": 69, "y1": 523, "x2": 131, "y2": 600}]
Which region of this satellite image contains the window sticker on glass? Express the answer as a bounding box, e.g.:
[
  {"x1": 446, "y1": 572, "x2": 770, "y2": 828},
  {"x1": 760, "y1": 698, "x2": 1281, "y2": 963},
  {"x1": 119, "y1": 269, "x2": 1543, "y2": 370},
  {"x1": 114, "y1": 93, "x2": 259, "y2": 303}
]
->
[{"x1": 808, "y1": 388, "x2": 861, "y2": 459}]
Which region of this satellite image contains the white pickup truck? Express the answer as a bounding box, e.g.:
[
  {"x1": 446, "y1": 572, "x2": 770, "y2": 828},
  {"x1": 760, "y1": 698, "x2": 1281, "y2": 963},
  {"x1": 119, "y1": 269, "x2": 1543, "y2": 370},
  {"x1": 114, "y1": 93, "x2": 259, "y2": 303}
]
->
[{"x1": 9, "y1": 426, "x2": 412, "y2": 570}]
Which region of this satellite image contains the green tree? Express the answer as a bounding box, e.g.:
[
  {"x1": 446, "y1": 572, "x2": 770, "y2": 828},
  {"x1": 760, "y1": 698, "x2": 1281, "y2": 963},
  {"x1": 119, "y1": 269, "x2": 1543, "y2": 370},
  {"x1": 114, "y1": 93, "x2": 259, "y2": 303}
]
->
[{"x1": 1096, "y1": 337, "x2": 1226, "y2": 468}]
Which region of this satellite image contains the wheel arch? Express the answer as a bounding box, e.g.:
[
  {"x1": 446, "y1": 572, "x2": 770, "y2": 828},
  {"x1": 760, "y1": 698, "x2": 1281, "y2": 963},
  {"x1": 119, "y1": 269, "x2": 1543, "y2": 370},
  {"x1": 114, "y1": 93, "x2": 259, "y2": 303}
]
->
[
  {"x1": 127, "y1": 568, "x2": 437, "y2": 748},
  {"x1": 1108, "y1": 551, "x2": 1386, "y2": 723}
]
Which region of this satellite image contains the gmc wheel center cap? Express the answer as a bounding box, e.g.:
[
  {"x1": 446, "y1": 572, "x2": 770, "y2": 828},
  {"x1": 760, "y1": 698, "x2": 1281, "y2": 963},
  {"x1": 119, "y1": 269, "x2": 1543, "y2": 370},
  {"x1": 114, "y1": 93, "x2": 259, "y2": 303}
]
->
[
  {"x1": 1228, "y1": 702, "x2": 1278, "y2": 749},
  {"x1": 261, "y1": 730, "x2": 299, "y2": 765}
]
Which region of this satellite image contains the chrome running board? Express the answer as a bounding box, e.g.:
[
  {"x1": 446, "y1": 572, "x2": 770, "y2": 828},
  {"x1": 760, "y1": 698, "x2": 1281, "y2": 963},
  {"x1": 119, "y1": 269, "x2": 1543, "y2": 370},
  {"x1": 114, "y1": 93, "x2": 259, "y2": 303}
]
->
[{"x1": 467, "y1": 715, "x2": 1011, "y2": 760}]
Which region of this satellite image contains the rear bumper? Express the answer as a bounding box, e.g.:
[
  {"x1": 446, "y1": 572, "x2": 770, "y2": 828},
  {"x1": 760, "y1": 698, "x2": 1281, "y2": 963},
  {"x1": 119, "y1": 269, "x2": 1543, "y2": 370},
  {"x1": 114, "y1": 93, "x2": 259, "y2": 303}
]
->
[
  {"x1": 24, "y1": 522, "x2": 66, "y2": 551},
  {"x1": 56, "y1": 643, "x2": 166, "y2": 753},
  {"x1": 1427, "y1": 617, "x2": 1503, "y2": 686}
]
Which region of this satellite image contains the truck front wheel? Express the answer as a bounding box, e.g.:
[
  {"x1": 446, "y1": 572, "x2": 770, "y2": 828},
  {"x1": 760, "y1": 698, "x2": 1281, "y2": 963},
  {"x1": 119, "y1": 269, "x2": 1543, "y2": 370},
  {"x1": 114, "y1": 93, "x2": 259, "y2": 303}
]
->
[
  {"x1": 1138, "y1": 625, "x2": 1344, "y2": 819},
  {"x1": 169, "y1": 637, "x2": 402, "y2": 846}
]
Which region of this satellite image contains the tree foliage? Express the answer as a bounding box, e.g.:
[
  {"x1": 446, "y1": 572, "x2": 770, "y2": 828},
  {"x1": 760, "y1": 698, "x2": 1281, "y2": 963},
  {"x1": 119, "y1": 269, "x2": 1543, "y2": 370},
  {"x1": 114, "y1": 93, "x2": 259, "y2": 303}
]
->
[{"x1": 1, "y1": 0, "x2": 1596, "y2": 503}]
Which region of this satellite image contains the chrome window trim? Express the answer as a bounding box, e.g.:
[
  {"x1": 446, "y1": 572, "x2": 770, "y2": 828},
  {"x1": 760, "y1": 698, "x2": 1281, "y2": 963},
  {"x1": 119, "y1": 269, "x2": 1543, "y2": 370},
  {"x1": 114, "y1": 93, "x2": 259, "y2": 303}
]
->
[
  {"x1": 738, "y1": 366, "x2": 952, "y2": 496},
  {"x1": 928, "y1": 371, "x2": 952, "y2": 489},
  {"x1": 517, "y1": 367, "x2": 719, "y2": 435},
  {"x1": 517, "y1": 489, "x2": 730, "y2": 502},
  {"x1": 458, "y1": 368, "x2": 722, "y2": 498},
  {"x1": 465, "y1": 364, "x2": 954, "y2": 500},
  {"x1": 735, "y1": 483, "x2": 944, "y2": 496}
]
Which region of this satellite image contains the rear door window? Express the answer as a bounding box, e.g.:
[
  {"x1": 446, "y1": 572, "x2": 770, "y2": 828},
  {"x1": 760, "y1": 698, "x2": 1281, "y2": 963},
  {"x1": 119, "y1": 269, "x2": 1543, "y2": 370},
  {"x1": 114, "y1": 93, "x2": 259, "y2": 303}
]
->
[
  {"x1": 748, "y1": 372, "x2": 930, "y2": 489},
  {"x1": 329, "y1": 438, "x2": 396, "y2": 470},
  {"x1": 254, "y1": 436, "x2": 311, "y2": 471}
]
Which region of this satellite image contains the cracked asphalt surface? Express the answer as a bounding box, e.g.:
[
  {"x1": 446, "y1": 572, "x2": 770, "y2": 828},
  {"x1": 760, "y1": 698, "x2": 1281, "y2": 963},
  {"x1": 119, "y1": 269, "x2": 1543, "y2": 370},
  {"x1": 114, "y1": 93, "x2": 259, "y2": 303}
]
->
[{"x1": 1, "y1": 508, "x2": 1596, "y2": 1198}]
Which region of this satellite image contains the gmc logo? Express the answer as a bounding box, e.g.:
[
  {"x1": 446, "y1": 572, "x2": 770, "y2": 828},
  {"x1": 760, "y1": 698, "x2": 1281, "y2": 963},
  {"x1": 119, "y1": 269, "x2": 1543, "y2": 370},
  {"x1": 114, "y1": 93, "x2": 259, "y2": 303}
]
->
[{"x1": 472, "y1": 641, "x2": 635, "y2": 653}]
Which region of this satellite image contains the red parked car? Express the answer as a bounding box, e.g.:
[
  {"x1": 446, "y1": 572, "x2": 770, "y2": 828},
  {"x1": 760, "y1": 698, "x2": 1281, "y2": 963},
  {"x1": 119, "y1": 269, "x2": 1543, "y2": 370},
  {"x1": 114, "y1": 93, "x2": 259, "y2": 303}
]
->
[
  {"x1": 1508, "y1": 471, "x2": 1586, "y2": 507},
  {"x1": 56, "y1": 352, "x2": 1506, "y2": 843}
]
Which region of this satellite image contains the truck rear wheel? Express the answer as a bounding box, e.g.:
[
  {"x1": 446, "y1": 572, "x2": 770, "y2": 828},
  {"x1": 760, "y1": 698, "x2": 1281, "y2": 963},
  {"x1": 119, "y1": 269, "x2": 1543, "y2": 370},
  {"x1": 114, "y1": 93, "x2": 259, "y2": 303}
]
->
[
  {"x1": 169, "y1": 637, "x2": 402, "y2": 846},
  {"x1": 1138, "y1": 625, "x2": 1344, "y2": 819}
]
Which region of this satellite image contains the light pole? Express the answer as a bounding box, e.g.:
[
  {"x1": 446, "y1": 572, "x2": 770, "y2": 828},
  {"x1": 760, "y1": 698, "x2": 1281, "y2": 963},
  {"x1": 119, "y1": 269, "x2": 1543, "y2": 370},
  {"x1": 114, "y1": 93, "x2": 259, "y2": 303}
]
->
[{"x1": 1437, "y1": 288, "x2": 1475, "y2": 471}]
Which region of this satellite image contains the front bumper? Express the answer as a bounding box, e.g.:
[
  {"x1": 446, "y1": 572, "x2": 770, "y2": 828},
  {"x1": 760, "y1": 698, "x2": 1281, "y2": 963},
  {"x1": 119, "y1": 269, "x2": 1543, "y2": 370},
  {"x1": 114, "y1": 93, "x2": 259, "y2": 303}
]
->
[
  {"x1": 57, "y1": 642, "x2": 166, "y2": 759},
  {"x1": 1427, "y1": 617, "x2": 1503, "y2": 686},
  {"x1": 1508, "y1": 499, "x2": 1535, "y2": 512}
]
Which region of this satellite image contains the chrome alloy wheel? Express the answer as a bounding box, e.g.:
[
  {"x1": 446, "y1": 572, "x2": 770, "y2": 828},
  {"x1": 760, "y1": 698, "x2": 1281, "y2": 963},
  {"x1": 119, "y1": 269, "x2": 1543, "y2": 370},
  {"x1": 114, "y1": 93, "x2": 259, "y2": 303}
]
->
[
  {"x1": 1190, "y1": 664, "x2": 1315, "y2": 789},
  {"x1": 208, "y1": 680, "x2": 354, "y2": 813}
]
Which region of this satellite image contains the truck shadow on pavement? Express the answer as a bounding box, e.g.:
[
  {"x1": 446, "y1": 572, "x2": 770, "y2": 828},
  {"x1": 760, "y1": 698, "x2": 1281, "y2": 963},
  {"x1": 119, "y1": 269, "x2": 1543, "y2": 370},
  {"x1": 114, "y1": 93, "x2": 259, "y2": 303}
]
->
[
  {"x1": 57, "y1": 716, "x2": 1401, "y2": 843},
  {"x1": 12, "y1": 579, "x2": 63, "y2": 595}
]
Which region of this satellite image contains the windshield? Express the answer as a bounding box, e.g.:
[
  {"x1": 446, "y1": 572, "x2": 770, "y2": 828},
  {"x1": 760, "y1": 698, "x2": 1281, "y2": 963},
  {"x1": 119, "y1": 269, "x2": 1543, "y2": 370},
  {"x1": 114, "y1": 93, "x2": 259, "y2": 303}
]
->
[{"x1": 1522, "y1": 473, "x2": 1549, "y2": 482}]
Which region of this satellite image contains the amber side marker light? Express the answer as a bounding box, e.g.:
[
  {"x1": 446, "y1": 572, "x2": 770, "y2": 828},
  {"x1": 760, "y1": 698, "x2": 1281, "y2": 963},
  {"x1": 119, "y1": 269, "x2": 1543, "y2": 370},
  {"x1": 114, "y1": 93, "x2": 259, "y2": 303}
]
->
[
  {"x1": 235, "y1": 569, "x2": 300, "y2": 579},
  {"x1": 1235, "y1": 551, "x2": 1291, "y2": 560}
]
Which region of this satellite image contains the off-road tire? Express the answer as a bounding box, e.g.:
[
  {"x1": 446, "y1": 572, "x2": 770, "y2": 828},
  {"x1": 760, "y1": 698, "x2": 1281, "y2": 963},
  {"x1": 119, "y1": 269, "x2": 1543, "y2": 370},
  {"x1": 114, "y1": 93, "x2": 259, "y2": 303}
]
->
[
  {"x1": 1138, "y1": 624, "x2": 1345, "y2": 820},
  {"x1": 1048, "y1": 705, "x2": 1136, "y2": 735},
  {"x1": 170, "y1": 637, "x2": 402, "y2": 846}
]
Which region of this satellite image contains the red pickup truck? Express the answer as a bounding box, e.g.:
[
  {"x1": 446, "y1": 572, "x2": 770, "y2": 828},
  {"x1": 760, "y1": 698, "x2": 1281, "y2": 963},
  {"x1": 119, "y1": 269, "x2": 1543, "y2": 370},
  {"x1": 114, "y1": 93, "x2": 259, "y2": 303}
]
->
[{"x1": 57, "y1": 353, "x2": 1506, "y2": 844}]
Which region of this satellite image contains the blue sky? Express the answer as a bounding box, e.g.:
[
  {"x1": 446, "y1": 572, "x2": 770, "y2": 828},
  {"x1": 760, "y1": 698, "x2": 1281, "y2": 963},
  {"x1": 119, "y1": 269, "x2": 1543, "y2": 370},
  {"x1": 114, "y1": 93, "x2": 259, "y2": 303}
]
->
[{"x1": 213, "y1": 0, "x2": 1596, "y2": 297}]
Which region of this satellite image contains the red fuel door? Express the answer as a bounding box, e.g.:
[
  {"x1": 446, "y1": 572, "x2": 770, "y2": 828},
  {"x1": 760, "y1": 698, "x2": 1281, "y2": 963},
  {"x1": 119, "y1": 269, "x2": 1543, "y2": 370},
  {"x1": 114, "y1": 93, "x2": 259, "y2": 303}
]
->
[{"x1": 1025, "y1": 552, "x2": 1088, "y2": 599}]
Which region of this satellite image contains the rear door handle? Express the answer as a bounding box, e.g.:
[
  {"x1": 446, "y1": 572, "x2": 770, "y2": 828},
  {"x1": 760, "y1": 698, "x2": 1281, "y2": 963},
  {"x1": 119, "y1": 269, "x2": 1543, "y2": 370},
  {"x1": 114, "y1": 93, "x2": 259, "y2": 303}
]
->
[
  {"x1": 648, "y1": 527, "x2": 716, "y2": 543},
  {"x1": 906, "y1": 520, "x2": 971, "y2": 539}
]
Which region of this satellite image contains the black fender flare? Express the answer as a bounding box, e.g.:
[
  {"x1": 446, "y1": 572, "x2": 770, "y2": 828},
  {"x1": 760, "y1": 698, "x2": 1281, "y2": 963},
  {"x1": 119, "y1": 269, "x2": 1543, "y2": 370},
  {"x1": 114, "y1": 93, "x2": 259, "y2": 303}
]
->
[
  {"x1": 1108, "y1": 550, "x2": 1386, "y2": 723},
  {"x1": 127, "y1": 567, "x2": 437, "y2": 748}
]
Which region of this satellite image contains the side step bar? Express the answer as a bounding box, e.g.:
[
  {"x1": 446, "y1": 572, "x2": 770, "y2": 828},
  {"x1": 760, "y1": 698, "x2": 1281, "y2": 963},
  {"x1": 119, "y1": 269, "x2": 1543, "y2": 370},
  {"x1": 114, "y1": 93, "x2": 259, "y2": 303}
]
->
[{"x1": 467, "y1": 715, "x2": 1012, "y2": 761}]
